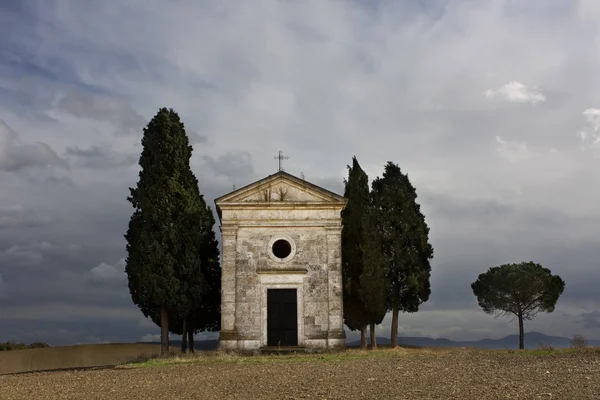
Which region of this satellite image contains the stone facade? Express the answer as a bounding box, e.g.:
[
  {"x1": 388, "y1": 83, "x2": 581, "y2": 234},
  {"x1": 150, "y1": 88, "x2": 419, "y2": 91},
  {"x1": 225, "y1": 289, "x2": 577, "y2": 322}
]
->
[{"x1": 214, "y1": 171, "x2": 347, "y2": 351}]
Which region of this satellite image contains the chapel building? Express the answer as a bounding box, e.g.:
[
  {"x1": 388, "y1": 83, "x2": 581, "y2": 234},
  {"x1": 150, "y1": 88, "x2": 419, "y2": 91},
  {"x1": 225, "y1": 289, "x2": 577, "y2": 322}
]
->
[{"x1": 214, "y1": 170, "x2": 347, "y2": 350}]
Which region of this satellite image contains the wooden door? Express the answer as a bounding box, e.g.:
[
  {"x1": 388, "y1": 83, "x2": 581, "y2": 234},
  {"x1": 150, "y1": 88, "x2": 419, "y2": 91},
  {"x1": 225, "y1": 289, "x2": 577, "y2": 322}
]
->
[{"x1": 267, "y1": 289, "x2": 298, "y2": 346}]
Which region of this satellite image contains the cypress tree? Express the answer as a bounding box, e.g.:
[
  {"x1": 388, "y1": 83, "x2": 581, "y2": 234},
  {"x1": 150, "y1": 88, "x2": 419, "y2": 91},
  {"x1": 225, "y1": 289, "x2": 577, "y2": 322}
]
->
[
  {"x1": 125, "y1": 107, "x2": 208, "y2": 355},
  {"x1": 371, "y1": 162, "x2": 434, "y2": 348},
  {"x1": 185, "y1": 200, "x2": 221, "y2": 350},
  {"x1": 341, "y1": 156, "x2": 371, "y2": 348},
  {"x1": 146, "y1": 200, "x2": 221, "y2": 353},
  {"x1": 359, "y1": 206, "x2": 387, "y2": 349}
]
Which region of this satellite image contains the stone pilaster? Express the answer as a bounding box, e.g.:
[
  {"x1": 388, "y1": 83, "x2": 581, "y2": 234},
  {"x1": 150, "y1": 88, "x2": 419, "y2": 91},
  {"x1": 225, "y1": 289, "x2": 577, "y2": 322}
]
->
[
  {"x1": 326, "y1": 225, "x2": 345, "y2": 348},
  {"x1": 219, "y1": 225, "x2": 238, "y2": 348}
]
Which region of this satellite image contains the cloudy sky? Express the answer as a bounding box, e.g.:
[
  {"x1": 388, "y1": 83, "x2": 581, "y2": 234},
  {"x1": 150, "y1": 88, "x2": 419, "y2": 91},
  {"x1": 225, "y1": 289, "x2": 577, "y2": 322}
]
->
[{"x1": 1, "y1": 0, "x2": 600, "y2": 346}]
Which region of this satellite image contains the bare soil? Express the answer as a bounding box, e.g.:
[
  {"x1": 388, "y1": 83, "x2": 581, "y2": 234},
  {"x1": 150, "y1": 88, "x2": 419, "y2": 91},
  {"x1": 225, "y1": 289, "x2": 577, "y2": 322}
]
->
[{"x1": 1, "y1": 348, "x2": 599, "y2": 399}]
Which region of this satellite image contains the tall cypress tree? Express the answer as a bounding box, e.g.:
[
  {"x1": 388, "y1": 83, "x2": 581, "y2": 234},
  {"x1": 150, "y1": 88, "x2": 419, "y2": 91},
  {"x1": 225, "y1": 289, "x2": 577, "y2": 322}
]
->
[
  {"x1": 125, "y1": 107, "x2": 207, "y2": 355},
  {"x1": 371, "y1": 162, "x2": 434, "y2": 348},
  {"x1": 359, "y1": 205, "x2": 387, "y2": 349},
  {"x1": 146, "y1": 194, "x2": 221, "y2": 353},
  {"x1": 185, "y1": 200, "x2": 221, "y2": 350},
  {"x1": 341, "y1": 156, "x2": 371, "y2": 348}
]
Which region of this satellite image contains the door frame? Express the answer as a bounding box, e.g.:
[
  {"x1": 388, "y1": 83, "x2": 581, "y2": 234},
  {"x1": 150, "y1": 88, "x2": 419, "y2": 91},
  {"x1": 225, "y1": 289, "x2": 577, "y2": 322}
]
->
[{"x1": 259, "y1": 273, "x2": 304, "y2": 347}]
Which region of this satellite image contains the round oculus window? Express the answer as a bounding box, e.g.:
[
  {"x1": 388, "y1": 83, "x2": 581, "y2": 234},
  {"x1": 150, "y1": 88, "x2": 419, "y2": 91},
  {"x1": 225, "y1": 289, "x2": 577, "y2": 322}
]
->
[{"x1": 271, "y1": 239, "x2": 292, "y2": 259}]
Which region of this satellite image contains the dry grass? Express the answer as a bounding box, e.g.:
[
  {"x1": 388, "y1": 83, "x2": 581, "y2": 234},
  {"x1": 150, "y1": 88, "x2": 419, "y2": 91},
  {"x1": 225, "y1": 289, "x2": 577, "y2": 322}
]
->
[
  {"x1": 1, "y1": 346, "x2": 599, "y2": 399},
  {"x1": 0, "y1": 343, "x2": 174, "y2": 375},
  {"x1": 125, "y1": 345, "x2": 453, "y2": 368}
]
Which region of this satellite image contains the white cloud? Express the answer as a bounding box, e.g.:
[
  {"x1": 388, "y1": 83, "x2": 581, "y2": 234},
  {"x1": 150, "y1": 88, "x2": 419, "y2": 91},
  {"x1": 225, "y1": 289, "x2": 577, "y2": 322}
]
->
[
  {"x1": 494, "y1": 136, "x2": 537, "y2": 163},
  {"x1": 578, "y1": 108, "x2": 600, "y2": 148},
  {"x1": 87, "y1": 258, "x2": 127, "y2": 286},
  {"x1": 483, "y1": 81, "x2": 546, "y2": 104},
  {"x1": 583, "y1": 108, "x2": 600, "y2": 128}
]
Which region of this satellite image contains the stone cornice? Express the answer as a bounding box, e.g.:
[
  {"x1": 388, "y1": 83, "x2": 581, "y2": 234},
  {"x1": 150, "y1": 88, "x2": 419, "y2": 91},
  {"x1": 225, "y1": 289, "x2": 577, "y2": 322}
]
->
[
  {"x1": 256, "y1": 268, "x2": 308, "y2": 275},
  {"x1": 221, "y1": 221, "x2": 342, "y2": 228},
  {"x1": 218, "y1": 201, "x2": 345, "y2": 210},
  {"x1": 215, "y1": 171, "x2": 346, "y2": 205}
]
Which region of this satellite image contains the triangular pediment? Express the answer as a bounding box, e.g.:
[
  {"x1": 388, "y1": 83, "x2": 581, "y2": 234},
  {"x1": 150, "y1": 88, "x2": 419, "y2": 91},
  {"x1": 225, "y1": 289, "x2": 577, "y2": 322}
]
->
[{"x1": 215, "y1": 171, "x2": 346, "y2": 206}]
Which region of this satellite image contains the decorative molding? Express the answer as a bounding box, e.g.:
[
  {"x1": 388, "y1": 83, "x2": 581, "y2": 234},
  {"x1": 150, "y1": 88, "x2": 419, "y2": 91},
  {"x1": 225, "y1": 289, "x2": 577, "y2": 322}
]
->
[
  {"x1": 267, "y1": 235, "x2": 297, "y2": 263},
  {"x1": 327, "y1": 330, "x2": 346, "y2": 339},
  {"x1": 237, "y1": 333, "x2": 261, "y2": 340},
  {"x1": 219, "y1": 330, "x2": 239, "y2": 340},
  {"x1": 256, "y1": 268, "x2": 307, "y2": 275},
  {"x1": 221, "y1": 221, "x2": 342, "y2": 228},
  {"x1": 305, "y1": 333, "x2": 329, "y2": 340},
  {"x1": 218, "y1": 202, "x2": 346, "y2": 211}
]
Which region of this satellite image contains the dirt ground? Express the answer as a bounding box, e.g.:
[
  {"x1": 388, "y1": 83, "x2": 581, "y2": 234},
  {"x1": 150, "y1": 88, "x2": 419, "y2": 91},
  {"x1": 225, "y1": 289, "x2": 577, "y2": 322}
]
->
[{"x1": 1, "y1": 348, "x2": 599, "y2": 399}]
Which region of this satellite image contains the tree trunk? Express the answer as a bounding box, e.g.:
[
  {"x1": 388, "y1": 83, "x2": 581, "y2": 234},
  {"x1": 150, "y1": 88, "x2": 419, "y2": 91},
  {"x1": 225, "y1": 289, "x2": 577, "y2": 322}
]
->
[
  {"x1": 369, "y1": 322, "x2": 377, "y2": 350},
  {"x1": 360, "y1": 325, "x2": 367, "y2": 349},
  {"x1": 391, "y1": 306, "x2": 399, "y2": 348},
  {"x1": 181, "y1": 318, "x2": 188, "y2": 354},
  {"x1": 188, "y1": 329, "x2": 194, "y2": 353},
  {"x1": 160, "y1": 306, "x2": 169, "y2": 356},
  {"x1": 518, "y1": 313, "x2": 525, "y2": 350}
]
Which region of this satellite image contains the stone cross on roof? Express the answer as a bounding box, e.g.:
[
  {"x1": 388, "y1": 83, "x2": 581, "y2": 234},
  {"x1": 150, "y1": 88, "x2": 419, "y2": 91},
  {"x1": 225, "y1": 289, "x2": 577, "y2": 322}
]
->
[{"x1": 273, "y1": 150, "x2": 288, "y2": 172}]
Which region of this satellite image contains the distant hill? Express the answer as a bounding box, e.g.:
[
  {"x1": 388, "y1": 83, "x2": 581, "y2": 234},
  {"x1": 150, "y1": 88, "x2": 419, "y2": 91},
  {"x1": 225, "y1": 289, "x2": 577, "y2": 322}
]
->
[
  {"x1": 348, "y1": 331, "x2": 600, "y2": 349},
  {"x1": 138, "y1": 339, "x2": 219, "y2": 351},
  {"x1": 141, "y1": 332, "x2": 599, "y2": 351}
]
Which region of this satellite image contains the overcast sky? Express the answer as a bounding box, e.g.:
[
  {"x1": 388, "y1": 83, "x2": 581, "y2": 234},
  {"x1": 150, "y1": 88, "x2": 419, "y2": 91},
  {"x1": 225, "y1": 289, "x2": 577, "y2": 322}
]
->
[{"x1": 1, "y1": 0, "x2": 600, "y2": 346}]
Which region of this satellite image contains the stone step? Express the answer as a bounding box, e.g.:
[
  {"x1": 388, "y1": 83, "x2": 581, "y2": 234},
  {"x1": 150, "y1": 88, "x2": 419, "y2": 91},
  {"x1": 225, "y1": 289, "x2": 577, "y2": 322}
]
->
[{"x1": 259, "y1": 346, "x2": 307, "y2": 354}]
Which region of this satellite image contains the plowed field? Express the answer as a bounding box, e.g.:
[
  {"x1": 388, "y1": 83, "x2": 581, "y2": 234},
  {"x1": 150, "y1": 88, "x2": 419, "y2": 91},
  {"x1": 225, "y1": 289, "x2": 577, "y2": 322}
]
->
[{"x1": 1, "y1": 348, "x2": 599, "y2": 399}]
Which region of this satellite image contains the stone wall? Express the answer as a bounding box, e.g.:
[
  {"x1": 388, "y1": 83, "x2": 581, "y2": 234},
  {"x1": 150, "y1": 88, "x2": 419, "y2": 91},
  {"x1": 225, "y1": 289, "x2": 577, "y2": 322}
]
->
[{"x1": 235, "y1": 227, "x2": 330, "y2": 347}]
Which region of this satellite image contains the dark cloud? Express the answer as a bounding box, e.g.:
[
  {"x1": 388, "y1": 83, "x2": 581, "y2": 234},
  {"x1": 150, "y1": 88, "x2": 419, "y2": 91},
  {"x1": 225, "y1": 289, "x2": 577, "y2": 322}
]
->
[
  {"x1": 65, "y1": 145, "x2": 138, "y2": 169},
  {"x1": 1, "y1": 241, "x2": 81, "y2": 268},
  {"x1": 56, "y1": 92, "x2": 146, "y2": 135},
  {"x1": 0, "y1": 205, "x2": 52, "y2": 230},
  {"x1": 202, "y1": 151, "x2": 254, "y2": 179},
  {"x1": 188, "y1": 130, "x2": 208, "y2": 145},
  {"x1": 43, "y1": 175, "x2": 76, "y2": 187},
  {"x1": 0, "y1": 273, "x2": 7, "y2": 299},
  {"x1": 579, "y1": 311, "x2": 600, "y2": 330},
  {"x1": 0, "y1": 318, "x2": 145, "y2": 346},
  {"x1": 0, "y1": 120, "x2": 68, "y2": 172},
  {"x1": 404, "y1": 191, "x2": 600, "y2": 319},
  {"x1": 311, "y1": 176, "x2": 344, "y2": 194},
  {"x1": 0, "y1": 176, "x2": 231, "y2": 344}
]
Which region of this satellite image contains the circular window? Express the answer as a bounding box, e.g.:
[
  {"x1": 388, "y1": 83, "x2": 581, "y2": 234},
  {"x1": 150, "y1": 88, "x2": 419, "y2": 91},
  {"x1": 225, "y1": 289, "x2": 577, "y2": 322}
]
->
[
  {"x1": 267, "y1": 235, "x2": 296, "y2": 263},
  {"x1": 272, "y1": 239, "x2": 292, "y2": 259}
]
